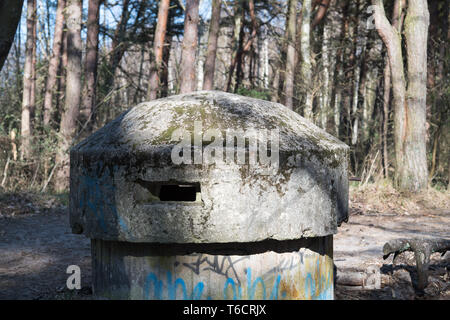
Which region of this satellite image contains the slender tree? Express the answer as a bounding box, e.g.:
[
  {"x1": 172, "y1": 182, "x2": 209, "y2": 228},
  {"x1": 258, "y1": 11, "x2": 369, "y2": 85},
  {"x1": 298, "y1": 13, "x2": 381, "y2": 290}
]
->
[
  {"x1": 147, "y1": 0, "x2": 170, "y2": 100},
  {"x1": 81, "y1": 0, "x2": 102, "y2": 131},
  {"x1": 202, "y1": 0, "x2": 222, "y2": 91},
  {"x1": 300, "y1": 0, "x2": 313, "y2": 119},
  {"x1": 43, "y1": 0, "x2": 66, "y2": 126},
  {"x1": 179, "y1": 0, "x2": 199, "y2": 94},
  {"x1": 55, "y1": 0, "x2": 82, "y2": 192},
  {"x1": 284, "y1": 0, "x2": 298, "y2": 110},
  {"x1": 381, "y1": 0, "x2": 406, "y2": 178},
  {"x1": 20, "y1": 0, "x2": 37, "y2": 160}
]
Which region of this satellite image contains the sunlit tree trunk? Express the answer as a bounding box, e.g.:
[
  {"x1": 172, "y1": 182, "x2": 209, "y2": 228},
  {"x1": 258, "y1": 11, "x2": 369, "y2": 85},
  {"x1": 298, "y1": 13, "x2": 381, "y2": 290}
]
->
[
  {"x1": 373, "y1": 0, "x2": 429, "y2": 192},
  {"x1": 351, "y1": 1, "x2": 367, "y2": 145},
  {"x1": 284, "y1": 0, "x2": 298, "y2": 110},
  {"x1": 179, "y1": 0, "x2": 199, "y2": 94},
  {"x1": 55, "y1": 0, "x2": 82, "y2": 192},
  {"x1": 21, "y1": 0, "x2": 37, "y2": 160},
  {"x1": 381, "y1": 0, "x2": 405, "y2": 178},
  {"x1": 148, "y1": 0, "x2": 170, "y2": 100},
  {"x1": 43, "y1": 0, "x2": 66, "y2": 127},
  {"x1": 301, "y1": 0, "x2": 313, "y2": 119},
  {"x1": 402, "y1": 0, "x2": 429, "y2": 191},
  {"x1": 203, "y1": 0, "x2": 222, "y2": 90}
]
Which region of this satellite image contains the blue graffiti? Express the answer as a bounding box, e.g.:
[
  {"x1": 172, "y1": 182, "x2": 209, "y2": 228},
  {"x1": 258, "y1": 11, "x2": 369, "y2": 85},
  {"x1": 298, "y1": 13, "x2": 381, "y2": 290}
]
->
[
  {"x1": 79, "y1": 168, "x2": 129, "y2": 235},
  {"x1": 144, "y1": 271, "x2": 206, "y2": 300},
  {"x1": 145, "y1": 268, "x2": 282, "y2": 300}
]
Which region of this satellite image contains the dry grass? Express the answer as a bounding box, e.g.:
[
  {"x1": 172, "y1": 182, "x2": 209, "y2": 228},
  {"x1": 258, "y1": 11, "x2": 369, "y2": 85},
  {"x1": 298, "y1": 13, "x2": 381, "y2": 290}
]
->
[{"x1": 350, "y1": 179, "x2": 450, "y2": 216}]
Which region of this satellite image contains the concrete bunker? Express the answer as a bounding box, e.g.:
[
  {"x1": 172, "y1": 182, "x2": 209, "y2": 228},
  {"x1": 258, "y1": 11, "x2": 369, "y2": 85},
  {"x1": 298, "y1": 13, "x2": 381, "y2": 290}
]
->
[{"x1": 70, "y1": 91, "x2": 349, "y2": 299}]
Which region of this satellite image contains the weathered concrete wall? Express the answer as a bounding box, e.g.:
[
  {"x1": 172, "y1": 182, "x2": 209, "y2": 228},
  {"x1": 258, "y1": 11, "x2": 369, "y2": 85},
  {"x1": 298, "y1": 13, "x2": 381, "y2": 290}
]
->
[
  {"x1": 70, "y1": 91, "x2": 349, "y2": 243},
  {"x1": 91, "y1": 236, "x2": 333, "y2": 300}
]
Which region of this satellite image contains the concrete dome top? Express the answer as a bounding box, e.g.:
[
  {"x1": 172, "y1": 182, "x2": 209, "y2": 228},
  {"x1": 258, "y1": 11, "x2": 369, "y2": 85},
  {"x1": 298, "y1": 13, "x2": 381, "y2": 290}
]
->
[{"x1": 70, "y1": 91, "x2": 349, "y2": 243}]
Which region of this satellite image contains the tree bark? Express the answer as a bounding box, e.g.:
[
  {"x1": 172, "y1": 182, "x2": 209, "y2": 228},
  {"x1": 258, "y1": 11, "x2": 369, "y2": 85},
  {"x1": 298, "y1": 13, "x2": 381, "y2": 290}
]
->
[
  {"x1": 80, "y1": 0, "x2": 101, "y2": 131},
  {"x1": 380, "y1": 0, "x2": 405, "y2": 178},
  {"x1": 54, "y1": 0, "x2": 82, "y2": 192},
  {"x1": 225, "y1": 0, "x2": 243, "y2": 92},
  {"x1": 284, "y1": 0, "x2": 298, "y2": 110},
  {"x1": 43, "y1": 0, "x2": 66, "y2": 127},
  {"x1": 20, "y1": 0, "x2": 37, "y2": 160},
  {"x1": 402, "y1": 0, "x2": 429, "y2": 191},
  {"x1": 0, "y1": 0, "x2": 24, "y2": 71},
  {"x1": 301, "y1": 0, "x2": 313, "y2": 119},
  {"x1": 372, "y1": 0, "x2": 410, "y2": 191},
  {"x1": 312, "y1": 0, "x2": 330, "y2": 28},
  {"x1": 179, "y1": 0, "x2": 199, "y2": 94},
  {"x1": 202, "y1": 0, "x2": 222, "y2": 91},
  {"x1": 147, "y1": 0, "x2": 170, "y2": 100}
]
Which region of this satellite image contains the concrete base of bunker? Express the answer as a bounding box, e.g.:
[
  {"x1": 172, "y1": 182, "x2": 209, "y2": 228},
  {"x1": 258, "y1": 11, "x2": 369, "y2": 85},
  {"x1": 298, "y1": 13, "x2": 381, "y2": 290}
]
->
[{"x1": 91, "y1": 236, "x2": 334, "y2": 300}]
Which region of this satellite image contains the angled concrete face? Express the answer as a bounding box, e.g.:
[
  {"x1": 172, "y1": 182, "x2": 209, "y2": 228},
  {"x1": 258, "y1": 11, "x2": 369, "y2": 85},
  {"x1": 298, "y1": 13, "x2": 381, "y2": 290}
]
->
[{"x1": 70, "y1": 91, "x2": 349, "y2": 243}]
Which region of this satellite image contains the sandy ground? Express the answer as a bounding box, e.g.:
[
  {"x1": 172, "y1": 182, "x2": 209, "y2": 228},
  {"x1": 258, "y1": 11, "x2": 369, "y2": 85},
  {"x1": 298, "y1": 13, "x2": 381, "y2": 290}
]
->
[{"x1": 0, "y1": 193, "x2": 448, "y2": 300}]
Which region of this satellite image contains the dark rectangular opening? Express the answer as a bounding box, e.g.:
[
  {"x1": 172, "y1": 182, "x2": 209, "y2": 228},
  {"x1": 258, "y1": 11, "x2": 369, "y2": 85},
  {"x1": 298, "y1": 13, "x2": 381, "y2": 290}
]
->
[
  {"x1": 159, "y1": 183, "x2": 199, "y2": 202},
  {"x1": 134, "y1": 180, "x2": 201, "y2": 203}
]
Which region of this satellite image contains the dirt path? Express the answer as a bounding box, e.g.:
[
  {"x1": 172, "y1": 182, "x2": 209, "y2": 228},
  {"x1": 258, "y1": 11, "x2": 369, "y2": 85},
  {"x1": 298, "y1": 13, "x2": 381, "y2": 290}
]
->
[
  {"x1": 0, "y1": 193, "x2": 448, "y2": 300},
  {"x1": 0, "y1": 205, "x2": 91, "y2": 299}
]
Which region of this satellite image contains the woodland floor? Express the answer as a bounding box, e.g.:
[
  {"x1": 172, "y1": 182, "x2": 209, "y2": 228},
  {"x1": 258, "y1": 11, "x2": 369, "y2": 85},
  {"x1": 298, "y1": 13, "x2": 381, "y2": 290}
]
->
[{"x1": 0, "y1": 188, "x2": 448, "y2": 300}]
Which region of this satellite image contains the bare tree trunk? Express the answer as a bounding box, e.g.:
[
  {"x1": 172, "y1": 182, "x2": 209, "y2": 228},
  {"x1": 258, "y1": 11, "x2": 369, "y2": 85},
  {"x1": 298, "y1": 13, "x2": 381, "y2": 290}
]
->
[
  {"x1": 179, "y1": 0, "x2": 199, "y2": 94},
  {"x1": 312, "y1": 0, "x2": 330, "y2": 28},
  {"x1": 402, "y1": 0, "x2": 429, "y2": 191},
  {"x1": 235, "y1": 0, "x2": 257, "y2": 92},
  {"x1": 54, "y1": 0, "x2": 82, "y2": 192},
  {"x1": 301, "y1": 0, "x2": 313, "y2": 119},
  {"x1": 351, "y1": 1, "x2": 367, "y2": 145},
  {"x1": 381, "y1": 0, "x2": 405, "y2": 178},
  {"x1": 80, "y1": 0, "x2": 101, "y2": 131},
  {"x1": 147, "y1": 0, "x2": 170, "y2": 100},
  {"x1": 373, "y1": 0, "x2": 429, "y2": 192},
  {"x1": 43, "y1": 0, "x2": 66, "y2": 126},
  {"x1": 0, "y1": 0, "x2": 24, "y2": 71},
  {"x1": 284, "y1": 0, "x2": 298, "y2": 110},
  {"x1": 320, "y1": 13, "x2": 331, "y2": 129},
  {"x1": 56, "y1": 28, "x2": 68, "y2": 115},
  {"x1": 21, "y1": 0, "x2": 37, "y2": 160},
  {"x1": 225, "y1": 0, "x2": 243, "y2": 92},
  {"x1": 202, "y1": 0, "x2": 222, "y2": 91},
  {"x1": 362, "y1": 39, "x2": 382, "y2": 142},
  {"x1": 161, "y1": 33, "x2": 172, "y2": 98}
]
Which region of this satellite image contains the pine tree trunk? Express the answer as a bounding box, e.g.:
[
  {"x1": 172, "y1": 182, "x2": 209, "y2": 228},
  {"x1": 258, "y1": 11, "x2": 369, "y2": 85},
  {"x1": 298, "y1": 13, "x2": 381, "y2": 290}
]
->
[
  {"x1": 179, "y1": 0, "x2": 199, "y2": 94},
  {"x1": 81, "y1": 0, "x2": 101, "y2": 131},
  {"x1": 20, "y1": 0, "x2": 37, "y2": 160},
  {"x1": 301, "y1": 0, "x2": 313, "y2": 119},
  {"x1": 148, "y1": 0, "x2": 170, "y2": 100},
  {"x1": 284, "y1": 0, "x2": 298, "y2": 110},
  {"x1": 225, "y1": 0, "x2": 243, "y2": 92},
  {"x1": 54, "y1": 0, "x2": 82, "y2": 192},
  {"x1": 402, "y1": 0, "x2": 429, "y2": 191},
  {"x1": 43, "y1": 0, "x2": 66, "y2": 127},
  {"x1": 202, "y1": 0, "x2": 222, "y2": 90},
  {"x1": 381, "y1": 0, "x2": 405, "y2": 178}
]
